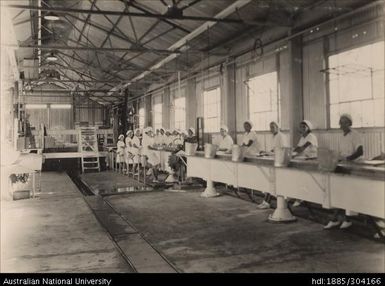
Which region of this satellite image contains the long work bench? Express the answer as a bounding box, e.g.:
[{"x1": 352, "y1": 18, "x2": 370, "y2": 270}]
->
[{"x1": 186, "y1": 152, "x2": 385, "y2": 220}]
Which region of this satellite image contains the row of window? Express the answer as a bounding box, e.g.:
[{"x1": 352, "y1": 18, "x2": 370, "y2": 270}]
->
[{"x1": 139, "y1": 41, "x2": 384, "y2": 131}]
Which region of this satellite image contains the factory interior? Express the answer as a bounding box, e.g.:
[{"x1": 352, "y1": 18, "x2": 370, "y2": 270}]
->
[{"x1": 0, "y1": 0, "x2": 384, "y2": 274}]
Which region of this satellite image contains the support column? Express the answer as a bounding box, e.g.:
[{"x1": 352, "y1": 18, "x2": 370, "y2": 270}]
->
[
  {"x1": 144, "y1": 95, "x2": 152, "y2": 127},
  {"x1": 186, "y1": 77, "x2": 197, "y2": 129},
  {"x1": 120, "y1": 89, "x2": 128, "y2": 133},
  {"x1": 223, "y1": 60, "x2": 237, "y2": 142},
  {"x1": 287, "y1": 35, "x2": 303, "y2": 146},
  {"x1": 162, "y1": 87, "x2": 170, "y2": 129}
]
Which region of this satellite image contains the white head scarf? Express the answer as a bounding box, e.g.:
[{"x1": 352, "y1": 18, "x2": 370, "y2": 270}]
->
[
  {"x1": 301, "y1": 120, "x2": 314, "y2": 131},
  {"x1": 118, "y1": 134, "x2": 124, "y2": 140},
  {"x1": 144, "y1": 127, "x2": 153, "y2": 133},
  {"x1": 270, "y1": 121, "x2": 280, "y2": 129},
  {"x1": 126, "y1": 130, "x2": 133, "y2": 136},
  {"x1": 220, "y1": 124, "x2": 229, "y2": 132}
]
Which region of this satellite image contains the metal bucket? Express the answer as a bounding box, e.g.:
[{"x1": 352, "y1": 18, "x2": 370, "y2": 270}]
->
[
  {"x1": 318, "y1": 148, "x2": 339, "y2": 172},
  {"x1": 232, "y1": 145, "x2": 245, "y2": 162},
  {"x1": 185, "y1": 143, "x2": 198, "y2": 156},
  {"x1": 274, "y1": 147, "x2": 292, "y2": 167},
  {"x1": 204, "y1": 144, "x2": 218, "y2": 158}
]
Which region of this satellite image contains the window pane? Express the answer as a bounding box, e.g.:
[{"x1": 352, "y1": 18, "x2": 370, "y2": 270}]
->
[
  {"x1": 139, "y1": 107, "x2": 145, "y2": 128},
  {"x1": 153, "y1": 103, "x2": 162, "y2": 129},
  {"x1": 174, "y1": 97, "x2": 185, "y2": 130},
  {"x1": 328, "y1": 41, "x2": 384, "y2": 128},
  {"x1": 203, "y1": 87, "x2": 221, "y2": 132},
  {"x1": 248, "y1": 71, "x2": 279, "y2": 131}
]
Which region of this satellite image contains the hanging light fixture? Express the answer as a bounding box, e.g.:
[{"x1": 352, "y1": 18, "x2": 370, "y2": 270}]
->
[{"x1": 44, "y1": 12, "x2": 60, "y2": 21}]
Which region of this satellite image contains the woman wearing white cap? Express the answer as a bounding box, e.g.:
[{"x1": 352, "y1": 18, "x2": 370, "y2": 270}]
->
[
  {"x1": 142, "y1": 127, "x2": 161, "y2": 182},
  {"x1": 116, "y1": 134, "x2": 126, "y2": 174},
  {"x1": 165, "y1": 129, "x2": 173, "y2": 146},
  {"x1": 291, "y1": 120, "x2": 318, "y2": 207},
  {"x1": 324, "y1": 113, "x2": 364, "y2": 230},
  {"x1": 257, "y1": 121, "x2": 289, "y2": 209},
  {"x1": 217, "y1": 125, "x2": 234, "y2": 153},
  {"x1": 131, "y1": 129, "x2": 142, "y2": 175},
  {"x1": 240, "y1": 120, "x2": 260, "y2": 156},
  {"x1": 156, "y1": 127, "x2": 166, "y2": 146},
  {"x1": 293, "y1": 120, "x2": 318, "y2": 159},
  {"x1": 125, "y1": 130, "x2": 134, "y2": 174}
]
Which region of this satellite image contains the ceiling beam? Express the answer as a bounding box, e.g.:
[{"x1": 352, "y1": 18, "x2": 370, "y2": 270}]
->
[
  {"x1": 27, "y1": 79, "x2": 123, "y2": 83},
  {"x1": 7, "y1": 4, "x2": 277, "y2": 26},
  {"x1": 18, "y1": 44, "x2": 183, "y2": 54},
  {"x1": 127, "y1": 0, "x2": 253, "y2": 85},
  {"x1": 25, "y1": 89, "x2": 120, "y2": 93}
]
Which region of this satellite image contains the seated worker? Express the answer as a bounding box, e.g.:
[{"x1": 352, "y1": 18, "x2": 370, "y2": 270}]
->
[
  {"x1": 168, "y1": 126, "x2": 197, "y2": 182},
  {"x1": 184, "y1": 127, "x2": 197, "y2": 145},
  {"x1": 116, "y1": 134, "x2": 126, "y2": 174},
  {"x1": 324, "y1": 113, "x2": 364, "y2": 230},
  {"x1": 293, "y1": 120, "x2": 318, "y2": 159},
  {"x1": 217, "y1": 125, "x2": 234, "y2": 154},
  {"x1": 257, "y1": 121, "x2": 289, "y2": 209},
  {"x1": 125, "y1": 130, "x2": 134, "y2": 174},
  {"x1": 240, "y1": 120, "x2": 260, "y2": 156},
  {"x1": 173, "y1": 129, "x2": 184, "y2": 147},
  {"x1": 291, "y1": 120, "x2": 318, "y2": 207},
  {"x1": 142, "y1": 127, "x2": 161, "y2": 182}
]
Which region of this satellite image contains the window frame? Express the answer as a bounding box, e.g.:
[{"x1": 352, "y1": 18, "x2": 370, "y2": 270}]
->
[
  {"x1": 203, "y1": 86, "x2": 221, "y2": 133},
  {"x1": 326, "y1": 40, "x2": 385, "y2": 129},
  {"x1": 173, "y1": 96, "x2": 186, "y2": 130},
  {"x1": 247, "y1": 71, "x2": 280, "y2": 131}
]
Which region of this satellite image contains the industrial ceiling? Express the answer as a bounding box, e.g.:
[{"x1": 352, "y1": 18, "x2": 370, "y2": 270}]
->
[{"x1": 6, "y1": 0, "x2": 369, "y2": 105}]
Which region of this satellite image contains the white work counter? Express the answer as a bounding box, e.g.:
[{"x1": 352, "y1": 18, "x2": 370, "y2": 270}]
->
[
  {"x1": 187, "y1": 152, "x2": 385, "y2": 219},
  {"x1": 43, "y1": 151, "x2": 108, "y2": 159}
]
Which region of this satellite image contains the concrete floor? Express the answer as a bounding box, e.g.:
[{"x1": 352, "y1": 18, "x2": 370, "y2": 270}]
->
[
  {"x1": 2, "y1": 171, "x2": 384, "y2": 273},
  {"x1": 105, "y1": 191, "x2": 384, "y2": 273},
  {"x1": 80, "y1": 172, "x2": 385, "y2": 273},
  {"x1": 0, "y1": 172, "x2": 133, "y2": 273}
]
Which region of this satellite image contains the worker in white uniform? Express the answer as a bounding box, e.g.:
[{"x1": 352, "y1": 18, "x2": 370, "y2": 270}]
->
[
  {"x1": 142, "y1": 127, "x2": 161, "y2": 182},
  {"x1": 240, "y1": 120, "x2": 260, "y2": 156},
  {"x1": 125, "y1": 130, "x2": 134, "y2": 174},
  {"x1": 116, "y1": 134, "x2": 126, "y2": 174},
  {"x1": 158, "y1": 128, "x2": 166, "y2": 146},
  {"x1": 165, "y1": 129, "x2": 173, "y2": 146},
  {"x1": 324, "y1": 113, "x2": 364, "y2": 230},
  {"x1": 257, "y1": 121, "x2": 289, "y2": 209},
  {"x1": 131, "y1": 128, "x2": 142, "y2": 175},
  {"x1": 292, "y1": 120, "x2": 318, "y2": 207},
  {"x1": 293, "y1": 120, "x2": 318, "y2": 159},
  {"x1": 217, "y1": 125, "x2": 234, "y2": 154}
]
